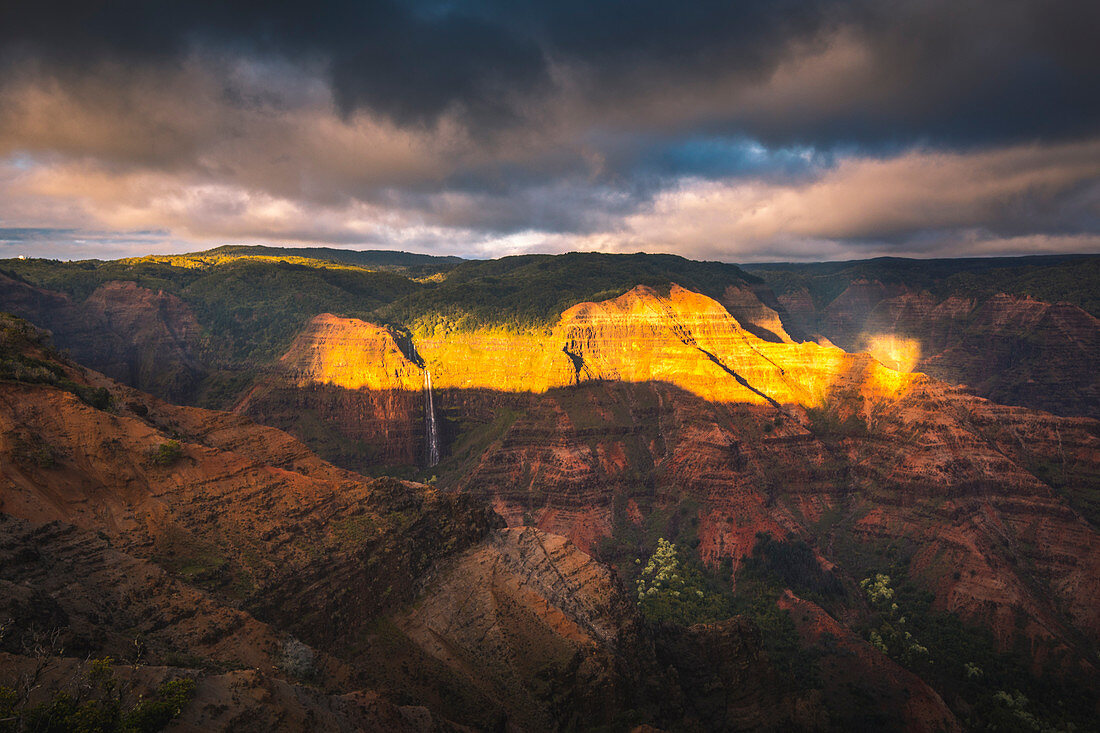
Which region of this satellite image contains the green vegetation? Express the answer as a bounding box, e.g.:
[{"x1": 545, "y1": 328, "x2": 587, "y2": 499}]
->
[
  {"x1": 178, "y1": 257, "x2": 418, "y2": 363},
  {"x1": 0, "y1": 313, "x2": 112, "y2": 410},
  {"x1": 178, "y1": 244, "x2": 463, "y2": 277},
  {"x1": 148, "y1": 440, "x2": 182, "y2": 466},
  {"x1": 937, "y1": 256, "x2": 1100, "y2": 317},
  {"x1": 0, "y1": 658, "x2": 195, "y2": 733},
  {"x1": 152, "y1": 529, "x2": 254, "y2": 599},
  {"x1": 330, "y1": 513, "x2": 379, "y2": 548},
  {"x1": 804, "y1": 403, "x2": 869, "y2": 441},
  {"x1": 860, "y1": 574, "x2": 930, "y2": 666},
  {"x1": 810, "y1": 520, "x2": 1098, "y2": 730},
  {"x1": 635, "y1": 538, "x2": 731, "y2": 625},
  {"x1": 377, "y1": 252, "x2": 760, "y2": 332},
  {"x1": 740, "y1": 532, "x2": 844, "y2": 601},
  {"x1": 731, "y1": 533, "x2": 841, "y2": 689},
  {"x1": 854, "y1": 566, "x2": 1096, "y2": 732},
  {"x1": 1, "y1": 254, "x2": 420, "y2": 367},
  {"x1": 597, "y1": 493, "x2": 705, "y2": 572},
  {"x1": 624, "y1": 530, "x2": 826, "y2": 693},
  {"x1": 428, "y1": 407, "x2": 522, "y2": 488}
]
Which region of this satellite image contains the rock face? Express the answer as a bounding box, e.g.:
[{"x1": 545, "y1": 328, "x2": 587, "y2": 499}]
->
[
  {"x1": 0, "y1": 321, "x2": 498, "y2": 726},
  {"x1": 2, "y1": 318, "x2": 821, "y2": 729},
  {"x1": 234, "y1": 314, "x2": 426, "y2": 466},
  {"x1": 258, "y1": 284, "x2": 909, "y2": 406},
  {"x1": 0, "y1": 273, "x2": 206, "y2": 402},
  {"x1": 240, "y1": 284, "x2": 913, "y2": 469},
  {"x1": 719, "y1": 283, "x2": 800, "y2": 343},
  {"x1": 771, "y1": 278, "x2": 1100, "y2": 419},
  {"x1": 0, "y1": 515, "x2": 290, "y2": 673},
  {"x1": 237, "y1": 282, "x2": 1100, "y2": 694},
  {"x1": 392, "y1": 527, "x2": 656, "y2": 730},
  {"x1": 0, "y1": 377, "x2": 500, "y2": 652}
]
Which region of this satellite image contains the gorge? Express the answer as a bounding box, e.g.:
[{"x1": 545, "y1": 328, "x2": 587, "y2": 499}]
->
[{"x1": 0, "y1": 249, "x2": 1098, "y2": 731}]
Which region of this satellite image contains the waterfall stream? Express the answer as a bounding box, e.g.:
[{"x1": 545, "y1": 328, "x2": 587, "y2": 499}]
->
[{"x1": 423, "y1": 368, "x2": 440, "y2": 467}]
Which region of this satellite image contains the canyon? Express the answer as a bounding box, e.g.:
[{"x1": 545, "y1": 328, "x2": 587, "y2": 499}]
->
[{"x1": 1, "y1": 250, "x2": 1099, "y2": 730}]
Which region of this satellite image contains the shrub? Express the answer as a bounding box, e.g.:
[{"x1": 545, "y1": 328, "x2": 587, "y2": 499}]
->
[
  {"x1": 121, "y1": 678, "x2": 196, "y2": 733},
  {"x1": 149, "y1": 440, "x2": 183, "y2": 466},
  {"x1": 861, "y1": 574, "x2": 930, "y2": 666},
  {"x1": 1, "y1": 658, "x2": 195, "y2": 733}
]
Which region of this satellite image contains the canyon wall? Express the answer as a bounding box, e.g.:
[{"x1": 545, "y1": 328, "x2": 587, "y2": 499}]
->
[
  {"x1": 236, "y1": 283, "x2": 1100, "y2": 681},
  {"x1": 772, "y1": 278, "x2": 1100, "y2": 419},
  {"x1": 0, "y1": 272, "x2": 207, "y2": 402}
]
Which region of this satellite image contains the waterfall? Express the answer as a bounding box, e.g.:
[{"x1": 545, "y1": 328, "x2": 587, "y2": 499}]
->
[{"x1": 423, "y1": 368, "x2": 440, "y2": 467}]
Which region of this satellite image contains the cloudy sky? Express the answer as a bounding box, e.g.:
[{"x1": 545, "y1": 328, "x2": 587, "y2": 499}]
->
[{"x1": 1, "y1": 0, "x2": 1098, "y2": 261}]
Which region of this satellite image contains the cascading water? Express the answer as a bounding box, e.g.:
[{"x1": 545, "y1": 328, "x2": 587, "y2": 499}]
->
[{"x1": 423, "y1": 368, "x2": 440, "y2": 466}]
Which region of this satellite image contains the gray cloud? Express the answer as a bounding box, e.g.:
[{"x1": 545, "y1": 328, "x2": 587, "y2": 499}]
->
[{"x1": 0, "y1": 0, "x2": 1097, "y2": 261}]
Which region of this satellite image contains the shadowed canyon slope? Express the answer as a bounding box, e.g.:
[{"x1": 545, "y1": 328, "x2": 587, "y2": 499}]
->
[
  {"x1": 0, "y1": 313, "x2": 862, "y2": 730},
  {"x1": 0, "y1": 272, "x2": 206, "y2": 403},
  {"x1": 238, "y1": 279, "x2": 1100, "y2": 722}
]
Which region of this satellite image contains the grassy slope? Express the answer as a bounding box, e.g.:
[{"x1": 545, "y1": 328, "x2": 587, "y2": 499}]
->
[
  {"x1": 378, "y1": 252, "x2": 760, "y2": 332},
  {"x1": 185, "y1": 244, "x2": 465, "y2": 277},
  {"x1": 2, "y1": 249, "x2": 761, "y2": 350}
]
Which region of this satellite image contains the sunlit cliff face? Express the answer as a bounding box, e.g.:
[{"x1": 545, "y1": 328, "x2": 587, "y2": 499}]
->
[
  {"x1": 269, "y1": 284, "x2": 919, "y2": 409},
  {"x1": 862, "y1": 334, "x2": 921, "y2": 374}
]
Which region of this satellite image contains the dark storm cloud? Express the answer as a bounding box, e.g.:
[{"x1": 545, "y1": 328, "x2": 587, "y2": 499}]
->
[
  {"x1": 0, "y1": 0, "x2": 1098, "y2": 260},
  {"x1": 0, "y1": 0, "x2": 550, "y2": 128},
  {"x1": 1, "y1": 0, "x2": 1098, "y2": 146}
]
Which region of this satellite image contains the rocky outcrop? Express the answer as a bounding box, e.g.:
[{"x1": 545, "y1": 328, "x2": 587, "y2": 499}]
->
[
  {"x1": 239, "y1": 284, "x2": 915, "y2": 471},
  {"x1": 393, "y1": 527, "x2": 660, "y2": 730},
  {"x1": 718, "y1": 283, "x2": 800, "y2": 343},
  {"x1": 0, "y1": 515, "x2": 297, "y2": 674},
  {"x1": 0, "y1": 323, "x2": 516, "y2": 725}
]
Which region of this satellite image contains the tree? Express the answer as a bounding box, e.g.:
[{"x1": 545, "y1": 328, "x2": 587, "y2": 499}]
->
[{"x1": 635, "y1": 538, "x2": 728, "y2": 625}]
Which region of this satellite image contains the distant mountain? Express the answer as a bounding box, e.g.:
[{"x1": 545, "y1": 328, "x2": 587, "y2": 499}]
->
[
  {"x1": 197, "y1": 244, "x2": 465, "y2": 274},
  {"x1": 742, "y1": 254, "x2": 1100, "y2": 317}
]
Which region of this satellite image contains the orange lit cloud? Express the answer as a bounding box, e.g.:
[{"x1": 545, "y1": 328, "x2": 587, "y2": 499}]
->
[{"x1": 1, "y1": 37, "x2": 1098, "y2": 261}]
